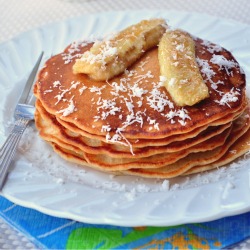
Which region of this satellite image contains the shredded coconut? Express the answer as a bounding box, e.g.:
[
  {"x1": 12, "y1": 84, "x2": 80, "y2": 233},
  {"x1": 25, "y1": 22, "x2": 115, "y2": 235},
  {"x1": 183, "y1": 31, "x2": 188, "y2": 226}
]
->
[
  {"x1": 54, "y1": 81, "x2": 81, "y2": 105},
  {"x1": 196, "y1": 57, "x2": 226, "y2": 91},
  {"x1": 62, "y1": 40, "x2": 90, "y2": 64},
  {"x1": 79, "y1": 85, "x2": 87, "y2": 95},
  {"x1": 176, "y1": 43, "x2": 185, "y2": 52},
  {"x1": 210, "y1": 54, "x2": 238, "y2": 75},
  {"x1": 56, "y1": 96, "x2": 76, "y2": 116},
  {"x1": 43, "y1": 89, "x2": 53, "y2": 94},
  {"x1": 165, "y1": 108, "x2": 191, "y2": 126},
  {"x1": 201, "y1": 40, "x2": 222, "y2": 53},
  {"x1": 81, "y1": 40, "x2": 117, "y2": 70},
  {"x1": 89, "y1": 85, "x2": 106, "y2": 95},
  {"x1": 215, "y1": 88, "x2": 240, "y2": 107},
  {"x1": 161, "y1": 180, "x2": 170, "y2": 190},
  {"x1": 196, "y1": 57, "x2": 215, "y2": 81},
  {"x1": 53, "y1": 80, "x2": 61, "y2": 88}
]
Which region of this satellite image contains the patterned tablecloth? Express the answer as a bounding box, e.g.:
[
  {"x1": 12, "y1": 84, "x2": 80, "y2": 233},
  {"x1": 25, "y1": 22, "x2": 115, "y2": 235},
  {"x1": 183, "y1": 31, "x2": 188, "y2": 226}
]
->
[{"x1": 0, "y1": 0, "x2": 250, "y2": 249}]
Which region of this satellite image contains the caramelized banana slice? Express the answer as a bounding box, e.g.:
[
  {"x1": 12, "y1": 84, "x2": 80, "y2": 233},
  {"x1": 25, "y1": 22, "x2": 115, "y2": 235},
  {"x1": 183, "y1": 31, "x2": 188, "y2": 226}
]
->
[
  {"x1": 73, "y1": 18, "x2": 167, "y2": 81},
  {"x1": 158, "y1": 29, "x2": 209, "y2": 106}
]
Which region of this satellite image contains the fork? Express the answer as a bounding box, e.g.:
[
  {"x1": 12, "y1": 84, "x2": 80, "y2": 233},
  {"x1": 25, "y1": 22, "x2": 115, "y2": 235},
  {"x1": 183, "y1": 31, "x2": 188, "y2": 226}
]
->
[{"x1": 0, "y1": 52, "x2": 44, "y2": 190}]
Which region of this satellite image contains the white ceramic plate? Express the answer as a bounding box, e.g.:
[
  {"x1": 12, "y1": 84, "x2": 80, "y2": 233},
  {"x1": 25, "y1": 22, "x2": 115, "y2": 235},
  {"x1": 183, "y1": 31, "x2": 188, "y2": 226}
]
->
[{"x1": 1, "y1": 10, "x2": 250, "y2": 227}]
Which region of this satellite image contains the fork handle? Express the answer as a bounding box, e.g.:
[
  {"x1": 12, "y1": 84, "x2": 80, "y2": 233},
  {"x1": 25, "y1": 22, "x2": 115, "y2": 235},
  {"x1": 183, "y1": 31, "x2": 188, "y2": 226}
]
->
[{"x1": 0, "y1": 119, "x2": 29, "y2": 190}]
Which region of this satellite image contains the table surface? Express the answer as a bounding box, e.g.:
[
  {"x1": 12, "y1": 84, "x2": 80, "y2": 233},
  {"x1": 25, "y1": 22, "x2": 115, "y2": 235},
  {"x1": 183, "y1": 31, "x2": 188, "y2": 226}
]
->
[{"x1": 0, "y1": 0, "x2": 250, "y2": 248}]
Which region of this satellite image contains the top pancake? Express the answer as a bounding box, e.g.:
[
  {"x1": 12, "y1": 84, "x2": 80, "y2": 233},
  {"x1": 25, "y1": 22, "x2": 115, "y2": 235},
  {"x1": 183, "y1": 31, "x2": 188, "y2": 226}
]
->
[{"x1": 34, "y1": 36, "x2": 246, "y2": 142}]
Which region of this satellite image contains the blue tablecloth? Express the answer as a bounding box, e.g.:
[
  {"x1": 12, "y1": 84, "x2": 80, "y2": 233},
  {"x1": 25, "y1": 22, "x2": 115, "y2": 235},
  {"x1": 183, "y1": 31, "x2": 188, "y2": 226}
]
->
[{"x1": 0, "y1": 195, "x2": 250, "y2": 249}]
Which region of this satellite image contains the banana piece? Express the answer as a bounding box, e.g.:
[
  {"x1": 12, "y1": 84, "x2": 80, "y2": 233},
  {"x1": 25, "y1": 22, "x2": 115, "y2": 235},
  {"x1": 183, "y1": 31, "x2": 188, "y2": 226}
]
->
[
  {"x1": 73, "y1": 18, "x2": 167, "y2": 81},
  {"x1": 158, "y1": 29, "x2": 209, "y2": 106}
]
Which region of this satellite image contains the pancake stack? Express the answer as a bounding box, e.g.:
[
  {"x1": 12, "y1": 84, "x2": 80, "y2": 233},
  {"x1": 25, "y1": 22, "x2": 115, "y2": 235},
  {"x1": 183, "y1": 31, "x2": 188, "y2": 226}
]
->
[{"x1": 34, "y1": 19, "x2": 250, "y2": 178}]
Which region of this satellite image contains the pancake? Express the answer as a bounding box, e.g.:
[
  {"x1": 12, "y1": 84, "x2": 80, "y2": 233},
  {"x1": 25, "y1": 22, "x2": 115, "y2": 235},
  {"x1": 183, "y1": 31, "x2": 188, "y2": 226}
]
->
[
  {"x1": 49, "y1": 109, "x2": 250, "y2": 176},
  {"x1": 34, "y1": 38, "x2": 246, "y2": 142},
  {"x1": 54, "y1": 105, "x2": 243, "y2": 148},
  {"x1": 35, "y1": 99, "x2": 233, "y2": 158},
  {"x1": 43, "y1": 123, "x2": 231, "y2": 171},
  {"x1": 34, "y1": 18, "x2": 249, "y2": 178},
  {"x1": 184, "y1": 126, "x2": 250, "y2": 175},
  {"x1": 124, "y1": 108, "x2": 250, "y2": 178}
]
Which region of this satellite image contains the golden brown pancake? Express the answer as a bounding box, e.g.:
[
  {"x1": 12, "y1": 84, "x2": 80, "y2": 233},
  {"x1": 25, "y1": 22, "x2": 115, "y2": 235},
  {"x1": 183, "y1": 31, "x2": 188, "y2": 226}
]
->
[
  {"x1": 33, "y1": 21, "x2": 249, "y2": 178},
  {"x1": 34, "y1": 38, "x2": 246, "y2": 141},
  {"x1": 48, "y1": 108, "x2": 250, "y2": 177},
  {"x1": 35, "y1": 99, "x2": 233, "y2": 158},
  {"x1": 124, "y1": 109, "x2": 250, "y2": 178},
  {"x1": 48, "y1": 125, "x2": 232, "y2": 171},
  {"x1": 53, "y1": 106, "x2": 242, "y2": 148},
  {"x1": 184, "y1": 125, "x2": 250, "y2": 175}
]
